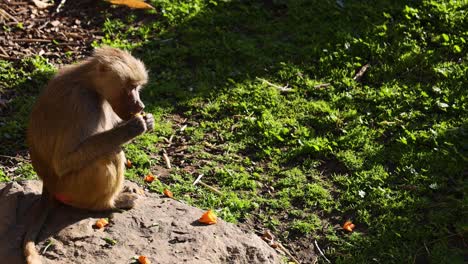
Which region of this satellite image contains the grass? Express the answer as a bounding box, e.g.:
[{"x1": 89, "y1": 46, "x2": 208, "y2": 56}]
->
[{"x1": 1, "y1": 0, "x2": 467, "y2": 263}]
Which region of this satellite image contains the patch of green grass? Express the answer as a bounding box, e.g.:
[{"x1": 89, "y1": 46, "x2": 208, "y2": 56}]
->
[{"x1": 0, "y1": 56, "x2": 55, "y2": 158}]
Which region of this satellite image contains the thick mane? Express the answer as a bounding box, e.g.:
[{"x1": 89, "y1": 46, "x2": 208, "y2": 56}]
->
[{"x1": 93, "y1": 46, "x2": 148, "y2": 84}]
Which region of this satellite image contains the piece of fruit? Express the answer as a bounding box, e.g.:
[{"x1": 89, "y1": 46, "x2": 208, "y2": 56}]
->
[
  {"x1": 199, "y1": 210, "x2": 217, "y2": 225},
  {"x1": 342, "y1": 221, "x2": 355, "y2": 232},
  {"x1": 144, "y1": 173, "x2": 156, "y2": 183},
  {"x1": 95, "y1": 218, "x2": 109, "y2": 229},
  {"x1": 138, "y1": 255, "x2": 151, "y2": 264},
  {"x1": 106, "y1": 0, "x2": 155, "y2": 10},
  {"x1": 163, "y1": 189, "x2": 173, "y2": 198},
  {"x1": 125, "y1": 159, "x2": 132, "y2": 168}
]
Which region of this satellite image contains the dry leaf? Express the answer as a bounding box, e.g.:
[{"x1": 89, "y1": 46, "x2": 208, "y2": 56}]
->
[
  {"x1": 50, "y1": 20, "x2": 60, "y2": 27},
  {"x1": 106, "y1": 0, "x2": 155, "y2": 10},
  {"x1": 343, "y1": 221, "x2": 355, "y2": 232},
  {"x1": 32, "y1": 0, "x2": 54, "y2": 9},
  {"x1": 95, "y1": 218, "x2": 109, "y2": 229},
  {"x1": 199, "y1": 210, "x2": 217, "y2": 225},
  {"x1": 261, "y1": 230, "x2": 274, "y2": 242},
  {"x1": 144, "y1": 173, "x2": 156, "y2": 183},
  {"x1": 163, "y1": 189, "x2": 173, "y2": 198},
  {"x1": 125, "y1": 159, "x2": 132, "y2": 168},
  {"x1": 138, "y1": 255, "x2": 151, "y2": 264}
]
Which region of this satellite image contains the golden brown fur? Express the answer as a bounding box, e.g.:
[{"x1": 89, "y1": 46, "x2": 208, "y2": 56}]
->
[{"x1": 24, "y1": 47, "x2": 154, "y2": 264}]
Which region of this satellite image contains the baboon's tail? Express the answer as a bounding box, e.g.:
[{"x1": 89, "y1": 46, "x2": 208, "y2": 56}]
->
[{"x1": 23, "y1": 188, "x2": 55, "y2": 264}]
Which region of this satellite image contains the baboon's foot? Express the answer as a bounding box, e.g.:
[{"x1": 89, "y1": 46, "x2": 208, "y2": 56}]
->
[
  {"x1": 114, "y1": 192, "x2": 139, "y2": 210},
  {"x1": 122, "y1": 184, "x2": 145, "y2": 195}
]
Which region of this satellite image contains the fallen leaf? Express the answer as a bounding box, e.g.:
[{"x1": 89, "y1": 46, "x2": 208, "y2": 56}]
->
[
  {"x1": 125, "y1": 159, "x2": 132, "y2": 168},
  {"x1": 144, "y1": 173, "x2": 156, "y2": 183},
  {"x1": 343, "y1": 221, "x2": 355, "y2": 232},
  {"x1": 105, "y1": 0, "x2": 155, "y2": 10},
  {"x1": 32, "y1": 0, "x2": 54, "y2": 9},
  {"x1": 261, "y1": 230, "x2": 274, "y2": 242},
  {"x1": 163, "y1": 189, "x2": 173, "y2": 198},
  {"x1": 138, "y1": 255, "x2": 151, "y2": 264},
  {"x1": 199, "y1": 210, "x2": 217, "y2": 225},
  {"x1": 50, "y1": 20, "x2": 60, "y2": 27},
  {"x1": 95, "y1": 218, "x2": 109, "y2": 229}
]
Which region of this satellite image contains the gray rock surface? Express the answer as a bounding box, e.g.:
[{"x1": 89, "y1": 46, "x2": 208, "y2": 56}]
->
[{"x1": 0, "y1": 181, "x2": 282, "y2": 264}]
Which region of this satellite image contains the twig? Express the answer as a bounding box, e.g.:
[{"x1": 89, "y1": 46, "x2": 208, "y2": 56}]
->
[
  {"x1": 0, "y1": 8, "x2": 18, "y2": 22},
  {"x1": 314, "y1": 240, "x2": 331, "y2": 264},
  {"x1": 179, "y1": 124, "x2": 187, "y2": 132},
  {"x1": 277, "y1": 243, "x2": 301, "y2": 264},
  {"x1": 6, "y1": 2, "x2": 29, "y2": 6},
  {"x1": 413, "y1": 233, "x2": 459, "y2": 263},
  {"x1": 192, "y1": 174, "x2": 204, "y2": 185},
  {"x1": 162, "y1": 152, "x2": 171, "y2": 169},
  {"x1": 314, "y1": 83, "x2": 331, "y2": 89},
  {"x1": 256, "y1": 77, "x2": 294, "y2": 92},
  {"x1": 353, "y1": 63, "x2": 370, "y2": 82},
  {"x1": 198, "y1": 181, "x2": 222, "y2": 195},
  {"x1": 0, "y1": 54, "x2": 19, "y2": 60},
  {"x1": 12, "y1": 38, "x2": 52, "y2": 43},
  {"x1": 423, "y1": 242, "x2": 430, "y2": 256},
  {"x1": 55, "y1": 0, "x2": 66, "y2": 13},
  {"x1": 174, "y1": 145, "x2": 188, "y2": 153},
  {"x1": 0, "y1": 154, "x2": 29, "y2": 162},
  {"x1": 42, "y1": 239, "x2": 53, "y2": 254}
]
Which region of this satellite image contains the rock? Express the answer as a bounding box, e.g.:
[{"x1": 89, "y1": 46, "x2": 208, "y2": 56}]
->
[{"x1": 0, "y1": 181, "x2": 282, "y2": 264}]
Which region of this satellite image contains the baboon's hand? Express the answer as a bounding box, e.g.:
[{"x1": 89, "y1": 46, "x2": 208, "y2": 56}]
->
[
  {"x1": 125, "y1": 115, "x2": 147, "y2": 138},
  {"x1": 143, "y1": 113, "x2": 154, "y2": 132}
]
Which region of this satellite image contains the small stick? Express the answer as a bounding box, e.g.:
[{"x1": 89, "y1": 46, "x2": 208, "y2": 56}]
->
[
  {"x1": 168, "y1": 135, "x2": 174, "y2": 144},
  {"x1": 174, "y1": 145, "x2": 188, "y2": 153},
  {"x1": 55, "y1": 0, "x2": 66, "y2": 13},
  {"x1": 42, "y1": 239, "x2": 53, "y2": 254},
  {"x1": 314, "y1": 83, "x2": 331, "y2": 89},
  {"x1": 277, "y1": 243, "x2": 300, "y2": 264},
  {"x1": 179, "y1": 124, "x2": 187, "y2": 132},
  {"x1": 9, "y1": 2, "x2": 29, "y2": 5},
  {"x1": 162, "y1": 152, "x2": 171, "y2": 169},
  {"x1": 314, "y1": 240, "x2": 331, "y2": 264},
  {"x1": 192, "y1": 174, "x2": 204, "y2": 185},
  {"x1": 0, "y1": 46, "x2": 9, "y2": 57},
  {"x1": 353, "y1": 63, "x2": 370, "y2": 82},
  {"x1": 198, "y1": 181, "x2": 222, "y2": 195},
  {"x1": 0, "y1": 54, "x2": 19, "y2": 60},
  {"x1": 423, "y1": 242, "x2": 430, "y2": 256},
  {"x1": 256, "y1": 77, "x2": 294, "y2": 92},
  {"x1": 0, "y1": 154, "x2": 29, "y2": 162},
  {"x1": 0, "y1": 8, "x2": 18, "y2": 22},
  {"x1": 12, "y1": 38, "x2": 52, "y2": 43}
]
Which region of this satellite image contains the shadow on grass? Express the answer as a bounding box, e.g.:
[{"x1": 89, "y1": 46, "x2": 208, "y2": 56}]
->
[
  {"x1": 0, "y1": 67, "x2": 54, "y2": 157},
  {"x1": 136, "y1": 0, "x2": 409, "y2": 105}
]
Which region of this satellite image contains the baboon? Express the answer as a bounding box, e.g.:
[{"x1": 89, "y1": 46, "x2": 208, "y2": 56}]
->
[{"x1": 23, "y1": 47, "x2": 154, "y2": 264}]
